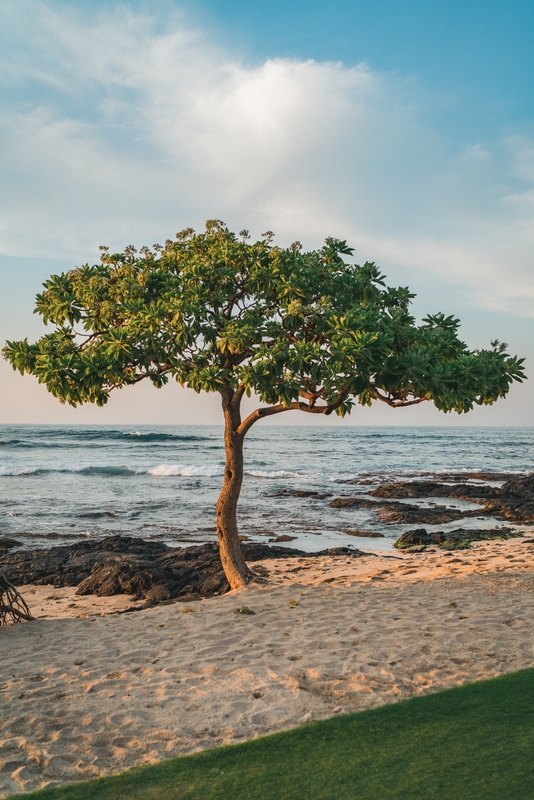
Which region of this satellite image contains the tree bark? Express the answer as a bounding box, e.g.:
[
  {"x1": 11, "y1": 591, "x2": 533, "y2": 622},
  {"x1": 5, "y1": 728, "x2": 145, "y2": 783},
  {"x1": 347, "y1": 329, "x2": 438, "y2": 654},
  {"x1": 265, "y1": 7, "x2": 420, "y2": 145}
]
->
[{"x1": 216, "y1": 390, "x2": 255, "y2": 589}]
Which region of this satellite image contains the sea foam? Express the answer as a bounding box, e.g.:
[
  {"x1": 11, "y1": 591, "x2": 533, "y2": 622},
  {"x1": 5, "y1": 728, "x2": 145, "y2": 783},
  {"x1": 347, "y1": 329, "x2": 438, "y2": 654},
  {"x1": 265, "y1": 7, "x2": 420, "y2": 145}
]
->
[{"x1": 148, "y1": 464, "x2": 225, "y2": 477}]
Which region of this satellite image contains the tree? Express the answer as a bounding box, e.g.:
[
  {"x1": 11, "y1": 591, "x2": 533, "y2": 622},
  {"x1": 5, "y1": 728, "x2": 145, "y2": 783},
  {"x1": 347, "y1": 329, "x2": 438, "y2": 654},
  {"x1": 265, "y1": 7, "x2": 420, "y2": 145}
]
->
[{"x1": 3, "y1": 221, "x2": 526, "y2": 588}]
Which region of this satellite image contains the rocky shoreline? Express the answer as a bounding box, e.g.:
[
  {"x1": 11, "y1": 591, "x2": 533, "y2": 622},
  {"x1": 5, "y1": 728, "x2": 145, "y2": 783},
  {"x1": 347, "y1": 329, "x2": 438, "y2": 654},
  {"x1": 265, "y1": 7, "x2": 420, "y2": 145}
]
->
[
  {"x1": 369, "y1": 474, "x2": 534, "y2": 522},
  {"x1": 325, "y1": 473, "x2": 534, "y2": 524},
  {"x1": 0, "y1": 537, "x2": 367, "y2": 606},
  {"x1": 2, "y1": 473, "x2": 532, "y2": 605}
]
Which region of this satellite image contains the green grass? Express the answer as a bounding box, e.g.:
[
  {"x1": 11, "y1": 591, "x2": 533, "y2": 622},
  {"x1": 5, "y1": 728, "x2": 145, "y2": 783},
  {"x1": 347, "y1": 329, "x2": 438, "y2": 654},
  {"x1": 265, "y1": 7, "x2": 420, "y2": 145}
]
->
[{"x1": 12, "y1": 669, "x2": 534, "y2": 800}]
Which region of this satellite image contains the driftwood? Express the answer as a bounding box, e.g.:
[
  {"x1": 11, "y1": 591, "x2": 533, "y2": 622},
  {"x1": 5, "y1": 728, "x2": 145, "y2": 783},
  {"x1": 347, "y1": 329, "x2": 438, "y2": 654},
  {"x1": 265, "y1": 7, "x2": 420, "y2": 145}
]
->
[{"x1": 0, "y1": 571, "x2": 34, "y2": 624}]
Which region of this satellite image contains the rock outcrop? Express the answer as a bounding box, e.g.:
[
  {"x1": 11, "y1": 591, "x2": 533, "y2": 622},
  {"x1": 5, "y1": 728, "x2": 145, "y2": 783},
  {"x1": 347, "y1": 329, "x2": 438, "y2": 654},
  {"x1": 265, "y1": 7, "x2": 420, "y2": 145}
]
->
[
  {"x1": 329, "y1": 473, "x2": 534, "y2": 524},
  {"x1": 1, "y1": 536, "x2": 365, "y2": 604},
  {"x1": 394, "y1": 527, "x2": 522, "y2": 551}
]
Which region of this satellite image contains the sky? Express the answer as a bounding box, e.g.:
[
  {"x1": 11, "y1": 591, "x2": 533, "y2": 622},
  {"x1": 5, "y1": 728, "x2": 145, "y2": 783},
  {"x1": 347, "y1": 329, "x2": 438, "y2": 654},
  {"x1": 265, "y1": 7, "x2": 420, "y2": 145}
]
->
[{"x1": 0, "y1": 0, "x2": 533, "y2": 426}]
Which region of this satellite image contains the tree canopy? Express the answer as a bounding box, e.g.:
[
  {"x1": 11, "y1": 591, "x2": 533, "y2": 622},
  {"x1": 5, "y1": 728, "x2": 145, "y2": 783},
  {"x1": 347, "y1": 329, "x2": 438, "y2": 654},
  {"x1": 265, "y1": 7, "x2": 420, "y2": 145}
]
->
[{"x1": 2, "y1": 220, "x2": 525, "y2": 419}]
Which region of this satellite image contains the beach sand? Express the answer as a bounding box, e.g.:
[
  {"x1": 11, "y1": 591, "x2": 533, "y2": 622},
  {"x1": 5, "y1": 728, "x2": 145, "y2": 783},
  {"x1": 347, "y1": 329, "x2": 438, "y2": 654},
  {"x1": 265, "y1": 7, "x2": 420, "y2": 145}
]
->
[{"x1": 1, "y1": 536, "x2": 534, "y2": 797}]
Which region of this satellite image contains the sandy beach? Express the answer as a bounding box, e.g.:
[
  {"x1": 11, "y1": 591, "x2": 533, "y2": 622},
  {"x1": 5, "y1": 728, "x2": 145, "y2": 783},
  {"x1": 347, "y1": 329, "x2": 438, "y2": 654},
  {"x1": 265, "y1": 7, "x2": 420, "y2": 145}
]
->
[{"x1": 1, "y1": 536, "x2": 534, "y2": 797}]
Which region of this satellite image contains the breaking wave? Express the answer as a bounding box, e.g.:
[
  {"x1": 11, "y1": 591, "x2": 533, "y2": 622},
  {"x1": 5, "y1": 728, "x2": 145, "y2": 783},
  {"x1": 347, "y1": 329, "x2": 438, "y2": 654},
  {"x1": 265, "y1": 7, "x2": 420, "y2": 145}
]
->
[
  {"x1": 0, "y1": 462, "x2": 359, "y2": 482},
  {"x1": 77, "y1": 465, "x2": 137, "y2": 476},
  {"x1": 0, "y1": 464, "x2": 137, "y2": 477},
  {"x1": 148, "y1": 463, "x2": 225, "y2": 477}
]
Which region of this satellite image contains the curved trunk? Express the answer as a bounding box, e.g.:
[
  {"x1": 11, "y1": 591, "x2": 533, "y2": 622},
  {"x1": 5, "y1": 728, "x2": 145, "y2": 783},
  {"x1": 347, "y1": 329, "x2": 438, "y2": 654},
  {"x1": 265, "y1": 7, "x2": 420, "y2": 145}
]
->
[{"x1": 216, "y1": 393, "x2": 254, "y2": 589}]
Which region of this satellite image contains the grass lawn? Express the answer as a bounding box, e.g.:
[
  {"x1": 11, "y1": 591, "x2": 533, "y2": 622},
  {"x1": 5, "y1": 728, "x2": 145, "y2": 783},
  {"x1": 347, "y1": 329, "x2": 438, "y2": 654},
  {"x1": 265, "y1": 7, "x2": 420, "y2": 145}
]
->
[{"x1": 11, "y1": 668, "x2": 534, "y2": 800}]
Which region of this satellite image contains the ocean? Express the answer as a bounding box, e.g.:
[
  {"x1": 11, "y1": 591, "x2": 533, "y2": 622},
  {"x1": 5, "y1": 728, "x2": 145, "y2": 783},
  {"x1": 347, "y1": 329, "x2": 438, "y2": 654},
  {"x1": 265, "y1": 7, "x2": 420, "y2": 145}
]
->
[{"x1": 1, "y1": 425, "x2": 533, "y2": 553}]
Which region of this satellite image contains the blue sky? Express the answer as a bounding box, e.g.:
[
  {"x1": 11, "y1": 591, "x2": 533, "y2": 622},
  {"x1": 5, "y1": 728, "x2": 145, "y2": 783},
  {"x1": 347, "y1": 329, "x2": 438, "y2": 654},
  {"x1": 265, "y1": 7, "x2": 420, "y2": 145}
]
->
[
  {"x1": 193, "y1": 0, "x2": 534, "y2": 130},
  {"x1": 1, "y1": 0, "x2": 533, "y2": 425}
]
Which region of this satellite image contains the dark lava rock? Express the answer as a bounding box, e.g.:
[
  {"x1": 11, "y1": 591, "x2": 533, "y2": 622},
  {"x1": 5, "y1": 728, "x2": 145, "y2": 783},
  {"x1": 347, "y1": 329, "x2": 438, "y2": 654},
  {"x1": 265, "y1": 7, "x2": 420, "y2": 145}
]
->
[
  {"x1": 1, "y1": 537, "x2": 169, "y2": 589},
  {"x1": 394, "y1": 527, "x2": 522, "y2": 551},
  {"x1": 0, "y1": 537, "x2": 23, "y2": 551},
  {"x1": 1, "y1": 536, "x2": 367, "y2": 603},
  {"x1": 370, "y1": 482, "x2": 498, "y2": 500},
  {"x1": 337, "y1": 478, "x2": 379, "y2": 486},
  {"x1": 329, "y1": 497, "x2": 377, "y2": 509},
  {"x1": 440, "y1": 472, "x2": 515, "y2": 483},
  {"x1": 485, "y1": 474, "x2": 534, "y2": 522},
  {"x1": 370, "y1": 474, "x2": 534, "y2": 523},
  {"x1": 273, "y1": 489, "x2": 333, "y2": 499},
  {"x1": 269, "y1": 535, "x2": 298, "y2": 542},
  {"x1": 315, "y1": 547, "x2": 366, "y2": 557},
  {"x1": 328, "y1": 494, "x2": 485, "y2": 524},
  {"x1": 343, "y1": 530, "x2": 385, "y2": 538},
  {"x1": 394, "y1": 529, "x2": 434, "y2": 549},
  {"x1": 76, "y1": 558, "x2": 178, "y2": 601},
  {"x1": 497, "y1": 475, "x2": 534, "y2": 495},
  {"x1": 376, "y1": 503, "x2": 473, "y2": 525}
]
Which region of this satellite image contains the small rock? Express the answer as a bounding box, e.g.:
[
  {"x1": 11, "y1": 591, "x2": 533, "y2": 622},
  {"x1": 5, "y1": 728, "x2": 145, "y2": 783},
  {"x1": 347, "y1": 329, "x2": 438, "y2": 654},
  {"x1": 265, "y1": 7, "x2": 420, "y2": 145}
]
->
[
  {"x1": 394, "y1": 529, "x2": 432, "y2": 549},
  {"x1": 0, "y1": 537, "x2": 23, "y2": 550},
  {"x1": 269, "y1": 535, "x2": 297, "y2": 543}
]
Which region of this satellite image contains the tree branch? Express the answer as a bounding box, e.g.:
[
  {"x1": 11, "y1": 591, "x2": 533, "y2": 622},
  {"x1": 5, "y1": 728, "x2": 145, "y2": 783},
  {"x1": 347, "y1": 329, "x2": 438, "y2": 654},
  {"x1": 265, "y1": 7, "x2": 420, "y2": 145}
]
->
[
  {"x1": 370, "y1": 386, "x2": 428, "y2": 408},
  {"x1": 237, "y1": 390, "x2": 348, "y2": 437},
  {"x1": 231, "y1": 384, "x2": 246, "y2": 409}
]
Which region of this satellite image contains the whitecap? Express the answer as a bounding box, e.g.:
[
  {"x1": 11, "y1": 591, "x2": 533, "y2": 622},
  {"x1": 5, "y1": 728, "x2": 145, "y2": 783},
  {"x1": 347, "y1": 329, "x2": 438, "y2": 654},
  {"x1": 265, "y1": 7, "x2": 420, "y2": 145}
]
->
[
  {"x1": 247, "y1": 469, "x2": 305, "y2": 479},
  {"x1": 0, "y1": 465, "x2": 40, "y2": 476},
  {"x1": 247, "y1": 469, "x2": 363, "y2": 482},
  {"x1": 148, "y1": 463, "x2": 224, "y2": 477},
  {"x1": 75, "y1": 465, "x2": 136, "y2": 476}
]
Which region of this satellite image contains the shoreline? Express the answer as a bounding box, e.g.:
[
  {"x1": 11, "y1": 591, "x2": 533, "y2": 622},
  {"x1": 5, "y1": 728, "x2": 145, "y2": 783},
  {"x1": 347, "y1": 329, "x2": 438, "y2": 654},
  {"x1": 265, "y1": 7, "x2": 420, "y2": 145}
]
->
[
  {"x1": 1, "y1": 537, "x2": 533, "y2": 796},
  {"x1": 14, "y1": 534, "x2": 534, "y2": 620}
]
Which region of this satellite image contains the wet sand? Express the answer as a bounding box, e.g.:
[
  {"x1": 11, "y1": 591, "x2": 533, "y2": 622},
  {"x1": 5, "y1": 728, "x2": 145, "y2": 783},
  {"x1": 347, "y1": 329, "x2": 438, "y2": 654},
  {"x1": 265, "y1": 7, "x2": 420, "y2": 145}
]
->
[{"x1": 1, "y1": 536, "x2": 533, "y2": 797}]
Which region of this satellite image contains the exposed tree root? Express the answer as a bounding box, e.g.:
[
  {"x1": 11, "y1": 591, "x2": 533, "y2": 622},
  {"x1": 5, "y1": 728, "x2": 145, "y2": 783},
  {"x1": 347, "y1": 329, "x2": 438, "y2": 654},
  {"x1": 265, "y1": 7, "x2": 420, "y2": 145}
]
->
[{"x1": 0, "y1": 571, "x2": 34, "y2": 625}]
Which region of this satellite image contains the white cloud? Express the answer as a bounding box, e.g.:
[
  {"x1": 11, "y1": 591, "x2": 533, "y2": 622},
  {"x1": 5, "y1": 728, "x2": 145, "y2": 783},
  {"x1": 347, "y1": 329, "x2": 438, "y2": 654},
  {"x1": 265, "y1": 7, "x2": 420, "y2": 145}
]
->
[
  {"x1": 507, "y1": 135, "x2": 534, "y2": 182},
  {"x1": 0, "y1": 0, "x2": 534, "y2": 316},
  {"x1": 460, "y1": 143, "x2": 491, "y2": 162}
]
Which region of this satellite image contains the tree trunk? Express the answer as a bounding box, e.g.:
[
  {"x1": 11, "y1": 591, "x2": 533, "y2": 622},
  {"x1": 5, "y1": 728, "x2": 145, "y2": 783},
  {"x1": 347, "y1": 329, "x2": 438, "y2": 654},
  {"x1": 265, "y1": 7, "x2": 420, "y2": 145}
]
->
[{"x1": 216, "y1": 391, "x2": 254, "y2": 589}]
